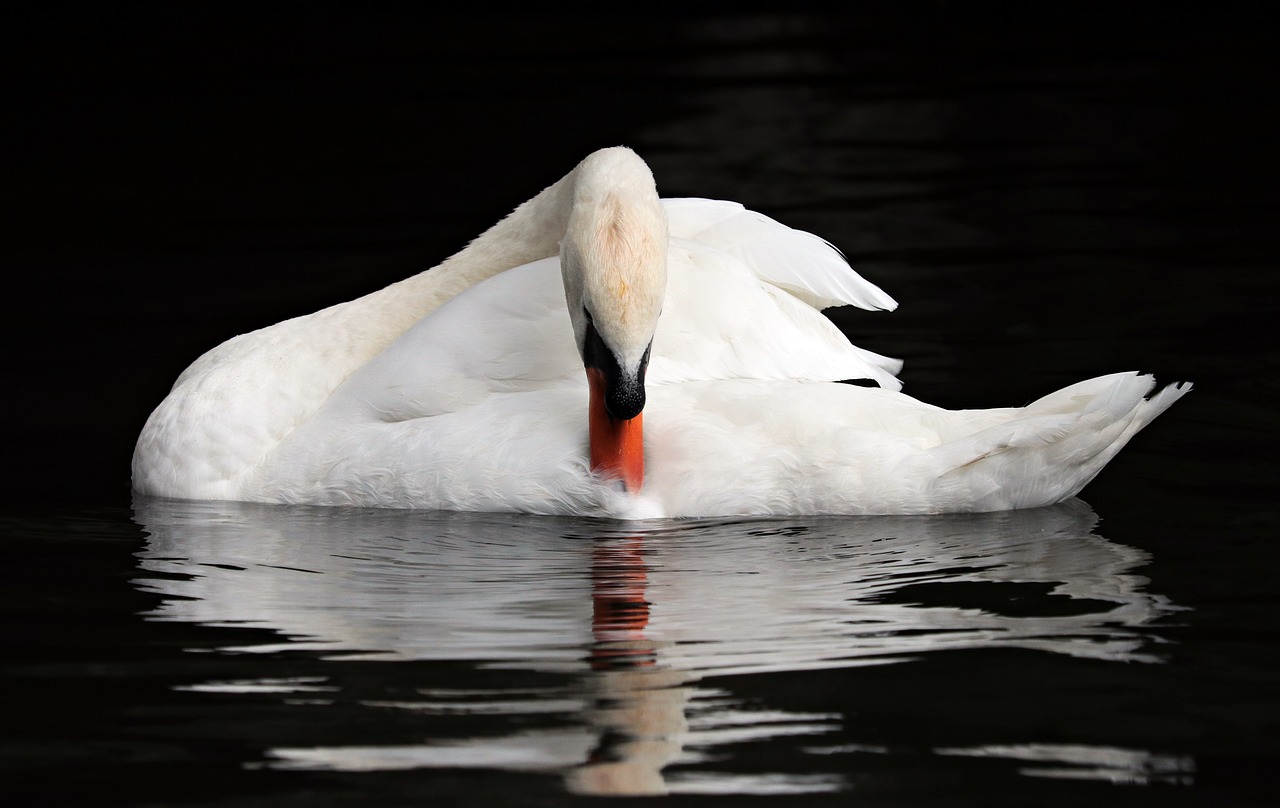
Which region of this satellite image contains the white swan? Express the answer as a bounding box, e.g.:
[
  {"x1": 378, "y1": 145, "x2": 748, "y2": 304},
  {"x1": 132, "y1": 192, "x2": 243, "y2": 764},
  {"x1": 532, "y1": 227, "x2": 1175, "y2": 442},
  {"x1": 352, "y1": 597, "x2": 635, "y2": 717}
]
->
[{"x1": 132, "y1": 146, "x2": 1190, "y2": 518}]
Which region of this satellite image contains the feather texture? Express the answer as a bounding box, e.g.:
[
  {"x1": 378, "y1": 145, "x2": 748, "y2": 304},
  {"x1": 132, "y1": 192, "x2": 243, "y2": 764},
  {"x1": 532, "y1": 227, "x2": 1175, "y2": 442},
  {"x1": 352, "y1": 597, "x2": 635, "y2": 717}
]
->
[{"x1": 132, "y1": 147, "x2": 1189, "y2": 517}]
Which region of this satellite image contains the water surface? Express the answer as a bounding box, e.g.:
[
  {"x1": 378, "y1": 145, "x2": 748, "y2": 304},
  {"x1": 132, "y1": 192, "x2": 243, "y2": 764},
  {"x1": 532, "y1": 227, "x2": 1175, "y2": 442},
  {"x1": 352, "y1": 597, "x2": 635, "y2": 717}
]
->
[{"x1": 134, "y1": 497, "x2": 1192, "y2": 797}]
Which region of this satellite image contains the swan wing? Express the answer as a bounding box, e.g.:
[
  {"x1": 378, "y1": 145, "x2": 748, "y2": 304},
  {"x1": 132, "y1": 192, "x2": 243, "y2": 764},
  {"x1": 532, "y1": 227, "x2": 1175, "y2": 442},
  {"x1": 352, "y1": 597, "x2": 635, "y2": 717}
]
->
[
  {"x1": 322, "y1": 257, "x2": 580, "y2": 424},
  {"x1": 332, "y1": 216, "x2": 904, "y2": 426},
  {"x1": 663, "y1": 198, "x2": 898, "y2": 312},
  {"x1": 651, "y1": 235, "x2": 903, "y2": 390}
]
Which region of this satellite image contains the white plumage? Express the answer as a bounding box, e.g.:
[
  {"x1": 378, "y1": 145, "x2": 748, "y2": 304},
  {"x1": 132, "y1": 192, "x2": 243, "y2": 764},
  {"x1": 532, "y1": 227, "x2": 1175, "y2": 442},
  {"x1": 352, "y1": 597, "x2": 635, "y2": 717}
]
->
[{"x1": 132, "y1": 147, "x2": 1189, "y2": 518}]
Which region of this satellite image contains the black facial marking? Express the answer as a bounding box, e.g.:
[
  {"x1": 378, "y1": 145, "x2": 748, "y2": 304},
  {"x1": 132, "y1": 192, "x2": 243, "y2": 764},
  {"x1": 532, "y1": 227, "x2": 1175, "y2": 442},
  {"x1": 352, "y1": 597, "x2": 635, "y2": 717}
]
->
[{"x1": 583, "y1": 309, "x2": 650, "y2": 420}]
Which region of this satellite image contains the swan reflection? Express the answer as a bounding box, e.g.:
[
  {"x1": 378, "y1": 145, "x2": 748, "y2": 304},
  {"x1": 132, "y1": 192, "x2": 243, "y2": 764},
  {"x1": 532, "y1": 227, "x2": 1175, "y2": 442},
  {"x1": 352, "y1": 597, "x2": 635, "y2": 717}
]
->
[{"x1": 133, "y1": 496, "x2": 1182, "y2": 795}]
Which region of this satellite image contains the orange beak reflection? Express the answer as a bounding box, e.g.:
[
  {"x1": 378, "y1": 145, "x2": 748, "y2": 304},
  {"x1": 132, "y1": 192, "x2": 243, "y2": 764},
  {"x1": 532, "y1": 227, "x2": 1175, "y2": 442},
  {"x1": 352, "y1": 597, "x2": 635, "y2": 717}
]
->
[{"x1": 587, "y1": 368, "x2": 644, "y2": 492}]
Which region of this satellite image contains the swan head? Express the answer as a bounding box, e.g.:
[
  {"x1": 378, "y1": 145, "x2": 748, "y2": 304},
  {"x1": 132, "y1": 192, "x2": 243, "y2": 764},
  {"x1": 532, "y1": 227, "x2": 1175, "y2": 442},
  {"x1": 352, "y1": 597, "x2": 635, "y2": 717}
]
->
[{"x1": 560, "y1": 148, "x2": 668, "y2": 492}]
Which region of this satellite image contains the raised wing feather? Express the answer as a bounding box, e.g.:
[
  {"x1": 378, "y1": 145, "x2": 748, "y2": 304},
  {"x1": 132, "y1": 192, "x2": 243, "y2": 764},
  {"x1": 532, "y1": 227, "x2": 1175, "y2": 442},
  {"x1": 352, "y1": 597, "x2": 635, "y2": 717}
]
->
[{"x1": 663, "y1": 198, "x2": 898, "y2": 312}]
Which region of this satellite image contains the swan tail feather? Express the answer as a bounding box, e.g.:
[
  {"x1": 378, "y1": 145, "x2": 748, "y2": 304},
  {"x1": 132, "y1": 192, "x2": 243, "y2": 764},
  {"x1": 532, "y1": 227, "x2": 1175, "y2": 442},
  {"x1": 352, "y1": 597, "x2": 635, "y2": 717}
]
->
[{"x1": 925, "y1": 372, "x2": 1191, "y2": 511}]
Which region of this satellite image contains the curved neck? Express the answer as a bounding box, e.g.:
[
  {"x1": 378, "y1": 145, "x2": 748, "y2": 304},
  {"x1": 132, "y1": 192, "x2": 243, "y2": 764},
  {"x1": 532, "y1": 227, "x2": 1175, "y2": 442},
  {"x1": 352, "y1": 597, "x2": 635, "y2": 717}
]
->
[{"x1": 352, "y1": 167, "x2": 581, "y2": 339}]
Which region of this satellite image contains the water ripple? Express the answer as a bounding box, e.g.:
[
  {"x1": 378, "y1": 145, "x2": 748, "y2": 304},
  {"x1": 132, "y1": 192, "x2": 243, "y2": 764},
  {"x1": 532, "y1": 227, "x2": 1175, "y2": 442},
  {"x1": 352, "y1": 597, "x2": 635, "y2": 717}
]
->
[{"x1": 129, "y1": 495, "x2": 1181, "y2": 795}]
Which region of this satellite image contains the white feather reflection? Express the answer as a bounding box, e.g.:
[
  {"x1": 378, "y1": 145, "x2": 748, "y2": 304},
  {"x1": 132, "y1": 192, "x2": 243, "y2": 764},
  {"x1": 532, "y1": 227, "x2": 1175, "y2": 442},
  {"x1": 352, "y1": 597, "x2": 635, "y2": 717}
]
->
[{"x1": 132, "y1": 496, "x2": 1182, "y2": 795}]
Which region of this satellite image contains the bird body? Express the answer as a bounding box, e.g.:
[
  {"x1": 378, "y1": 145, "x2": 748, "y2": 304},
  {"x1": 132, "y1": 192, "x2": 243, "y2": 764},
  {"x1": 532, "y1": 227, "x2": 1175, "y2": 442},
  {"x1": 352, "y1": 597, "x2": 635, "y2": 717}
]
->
[{"x1": 132, "y1": 147, "x2": 1189, "y2": 518}]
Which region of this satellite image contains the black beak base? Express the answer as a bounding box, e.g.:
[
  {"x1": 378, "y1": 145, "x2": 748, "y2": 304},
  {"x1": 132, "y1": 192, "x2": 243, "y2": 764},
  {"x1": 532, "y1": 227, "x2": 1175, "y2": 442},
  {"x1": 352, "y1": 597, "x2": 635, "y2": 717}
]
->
[{"x1": 583, "y1": 318, "x2": 651, "y2": 421}]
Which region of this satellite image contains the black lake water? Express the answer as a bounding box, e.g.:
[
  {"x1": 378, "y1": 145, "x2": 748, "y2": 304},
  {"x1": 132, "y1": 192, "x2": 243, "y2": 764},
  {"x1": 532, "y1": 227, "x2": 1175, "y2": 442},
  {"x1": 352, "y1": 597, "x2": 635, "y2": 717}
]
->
[{"x1": 4, "y1": 7, "x2": 1278, "y2": 806}]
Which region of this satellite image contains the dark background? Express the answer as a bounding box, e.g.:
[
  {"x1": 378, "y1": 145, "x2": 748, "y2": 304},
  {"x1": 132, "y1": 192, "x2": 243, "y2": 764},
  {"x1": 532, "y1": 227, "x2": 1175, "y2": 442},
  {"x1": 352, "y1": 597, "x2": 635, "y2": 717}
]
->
[
  {"x1": 4, "y1": 5, "x2": 1280, "y2": 806},
  {"x1": 3, "y1": 3, "x2": 1277, "y2": 515}
]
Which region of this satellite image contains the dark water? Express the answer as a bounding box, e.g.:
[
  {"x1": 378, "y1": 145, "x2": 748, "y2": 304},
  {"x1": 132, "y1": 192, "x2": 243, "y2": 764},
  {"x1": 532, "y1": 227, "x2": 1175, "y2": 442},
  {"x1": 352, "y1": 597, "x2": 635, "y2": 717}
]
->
[{"x1": 4, "y1": 6, "x2": 1278, "y2": 806}]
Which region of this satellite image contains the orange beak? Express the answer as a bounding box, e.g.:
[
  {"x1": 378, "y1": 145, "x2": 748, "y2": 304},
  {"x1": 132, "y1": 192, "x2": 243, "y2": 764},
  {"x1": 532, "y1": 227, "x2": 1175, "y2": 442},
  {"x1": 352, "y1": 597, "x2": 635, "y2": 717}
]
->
[{"x1": 587, "y1": 367, "x2": 644, "y2": 492}]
